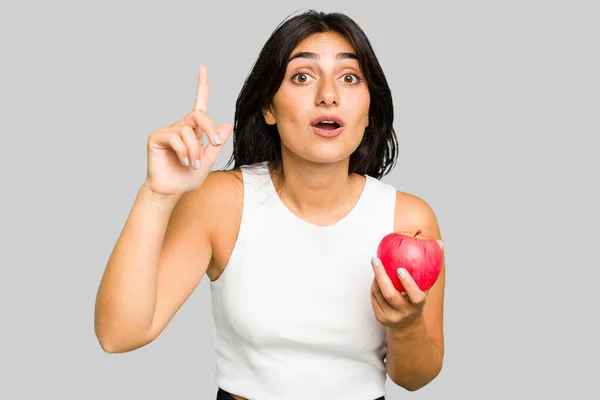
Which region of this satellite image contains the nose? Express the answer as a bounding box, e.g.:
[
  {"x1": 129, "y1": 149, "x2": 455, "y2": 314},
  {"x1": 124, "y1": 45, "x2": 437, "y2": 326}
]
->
[{"x1": 315, "y1": 76, "x2": 339, "y2": 106}]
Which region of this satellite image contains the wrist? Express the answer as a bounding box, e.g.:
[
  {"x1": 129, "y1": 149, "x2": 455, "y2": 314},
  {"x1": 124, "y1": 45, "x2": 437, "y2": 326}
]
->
[
  {"x1": 139, "y1": 182, "x2": 182, "y2": 208},
  {"x1": 389, "y1": 314, "x2": 428, "y2": 341}
]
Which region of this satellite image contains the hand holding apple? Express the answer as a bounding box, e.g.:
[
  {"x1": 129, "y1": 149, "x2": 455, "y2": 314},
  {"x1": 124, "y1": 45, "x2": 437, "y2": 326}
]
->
[
  {"x1": 370, "y1": 256, "x2": 429, "y2": 330},
  {"x1": 376, "y1": 230, "x2": 444, "y2": 292}
]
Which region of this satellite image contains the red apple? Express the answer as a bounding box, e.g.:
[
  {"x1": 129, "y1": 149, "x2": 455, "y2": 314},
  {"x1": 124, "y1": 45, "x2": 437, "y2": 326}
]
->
[{"x1": 376, "y1": 230, "x2": 444, "y2": 292}]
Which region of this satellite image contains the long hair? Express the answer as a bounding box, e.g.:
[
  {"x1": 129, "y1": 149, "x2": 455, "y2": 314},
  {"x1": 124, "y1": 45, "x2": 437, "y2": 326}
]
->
[{"x1": 222, "y1": 10, "x2": 398, "y2": 180}]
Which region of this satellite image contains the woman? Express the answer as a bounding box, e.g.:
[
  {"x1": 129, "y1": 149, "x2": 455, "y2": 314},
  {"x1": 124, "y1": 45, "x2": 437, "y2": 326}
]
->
[{"x1": 94, "y1": 10, "x2": 446, "y2": 400}]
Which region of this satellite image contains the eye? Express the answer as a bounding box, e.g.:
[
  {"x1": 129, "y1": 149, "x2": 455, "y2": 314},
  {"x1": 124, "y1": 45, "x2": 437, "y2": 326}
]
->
[
  {"x1": 292, "y1": 72, "x2": 314, "y2": 84},
  {"x1": 341, "y1": 73, "x2": 361, "y2": 84}
]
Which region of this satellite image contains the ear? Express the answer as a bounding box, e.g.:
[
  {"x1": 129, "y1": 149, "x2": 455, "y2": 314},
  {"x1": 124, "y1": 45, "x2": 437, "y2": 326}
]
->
[{"x1": 263, "y1": 105, "x2": 276, "y2": 125}]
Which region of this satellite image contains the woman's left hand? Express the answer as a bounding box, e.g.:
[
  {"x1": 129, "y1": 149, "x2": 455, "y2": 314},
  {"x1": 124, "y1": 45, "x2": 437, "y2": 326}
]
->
[{"x1": 370, "y1": 257, "x2": 428, "y2": 330}]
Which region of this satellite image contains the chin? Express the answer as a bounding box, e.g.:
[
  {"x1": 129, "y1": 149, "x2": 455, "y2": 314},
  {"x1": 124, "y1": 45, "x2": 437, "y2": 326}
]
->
[{"x1": 298, "y1": 145, "x2": 358, "y2": 165}]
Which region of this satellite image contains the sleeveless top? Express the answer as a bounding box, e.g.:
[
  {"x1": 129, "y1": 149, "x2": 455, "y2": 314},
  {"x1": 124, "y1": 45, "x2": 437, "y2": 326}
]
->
[{"x1": 209, "y1": 161, "x2": 398, "y2": 400}]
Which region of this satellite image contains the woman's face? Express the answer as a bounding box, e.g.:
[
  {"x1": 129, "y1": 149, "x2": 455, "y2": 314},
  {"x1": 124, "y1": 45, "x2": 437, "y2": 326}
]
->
[{"x1": 264, "y1": 31, "x2": 370, "y2": 166}]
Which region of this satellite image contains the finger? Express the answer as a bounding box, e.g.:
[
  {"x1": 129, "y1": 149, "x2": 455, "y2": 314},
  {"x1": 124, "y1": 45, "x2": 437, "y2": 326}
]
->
[
  {"x1": 371, "y1": 257, "x2": 405, "y2": 309},
  {"x1": 151, "y1": 126, "x2": 196, "y2": 167},
  {"x1": 178, "y1": 109, "x2": 221, "y2": 147},
  {"x1": 203, "y1": 123, "x2": 234, "y2": 162},
  {"x1": 373, "y1": 275, "x2": 410, "y2": 311},
  {"x1": 396, "y1": 268, "x2": 427, "y2": 306},
  {"x1": 370, "y1": 282, "x2": 386, "y2": 315},
  {"x1": 193, "y1": 64, "x2": 209, "y2": 112},
  {"x1": 371, "y1": 279, "x2": 395, "y2": 313},
  {"x1": 179, "y1": 126, "x2": 203, "y2": 170},
  {"x1": 158, "y1": 131, "x2": 189, "y2": 166}
]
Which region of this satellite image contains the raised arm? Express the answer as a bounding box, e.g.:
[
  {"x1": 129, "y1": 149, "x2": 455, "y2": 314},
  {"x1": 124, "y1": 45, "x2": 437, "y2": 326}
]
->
[{"x1": 94, "y1": 65, "x2": 233, "y2": 353}]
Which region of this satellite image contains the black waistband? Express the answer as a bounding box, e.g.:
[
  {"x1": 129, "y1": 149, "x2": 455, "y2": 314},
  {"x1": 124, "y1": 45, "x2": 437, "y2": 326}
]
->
[{"x1": 217, "y1": 387, "x2": 385, "y2": 400}]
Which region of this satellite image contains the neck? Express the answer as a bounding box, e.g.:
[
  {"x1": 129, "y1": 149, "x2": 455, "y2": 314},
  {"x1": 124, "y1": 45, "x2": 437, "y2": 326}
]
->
[{"x1": 270, "y1": 152, "x2": 364, "y2": 216}]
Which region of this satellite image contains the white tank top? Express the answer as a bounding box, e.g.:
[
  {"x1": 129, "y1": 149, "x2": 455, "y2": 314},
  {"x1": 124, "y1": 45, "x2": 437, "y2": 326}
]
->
[{"x1": 209, "y1": 161, "x2": 397, "y2": 400}]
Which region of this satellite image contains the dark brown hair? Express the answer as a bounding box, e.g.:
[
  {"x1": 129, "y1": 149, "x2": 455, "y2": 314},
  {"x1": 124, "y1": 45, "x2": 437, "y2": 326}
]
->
[{"x1": 223, "y1": 10, "x2": 398, "y2": 179}]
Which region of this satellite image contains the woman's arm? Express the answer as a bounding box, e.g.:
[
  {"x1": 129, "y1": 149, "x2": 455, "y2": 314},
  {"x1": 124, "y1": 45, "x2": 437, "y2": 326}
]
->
[
  {"x1": 94, "y1": 173, "x2": 224, "y2": 353},
  {"x1": 385, "y1": 192, "x2": 446, "y2": 390}
]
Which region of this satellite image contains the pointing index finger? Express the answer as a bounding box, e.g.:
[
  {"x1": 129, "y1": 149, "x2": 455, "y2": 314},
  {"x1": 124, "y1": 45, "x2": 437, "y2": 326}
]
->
[{"x1": 193, "y1": 64, "x2": 209, "y2": 112}]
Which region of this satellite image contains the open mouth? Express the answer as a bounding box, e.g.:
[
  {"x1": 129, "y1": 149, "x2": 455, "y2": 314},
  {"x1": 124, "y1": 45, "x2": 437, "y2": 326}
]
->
[
  {"x1": 311, "y1": 116, "x2": 344, "y2": 137},
  {"x1": 314, "y1": 121, "x2": 341, "y2": 130}
]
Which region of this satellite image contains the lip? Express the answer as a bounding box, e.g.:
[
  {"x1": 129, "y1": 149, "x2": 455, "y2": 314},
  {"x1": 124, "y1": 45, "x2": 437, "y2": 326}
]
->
[
  {"x1": 312, "y1": 125, "x2": 343, "y2": 138},
  {"x1": 311, "y1": 115, "x2": 344, "y2": 138},
  {"x1": 311, "y1": 115, "x2": 344, "y2": 128}
]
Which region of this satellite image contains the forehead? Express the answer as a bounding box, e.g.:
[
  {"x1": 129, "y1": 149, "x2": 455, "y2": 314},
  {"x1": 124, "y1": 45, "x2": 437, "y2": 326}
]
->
[{"x1": 291, "y1": 32, "x2": 356, "y2": 56}]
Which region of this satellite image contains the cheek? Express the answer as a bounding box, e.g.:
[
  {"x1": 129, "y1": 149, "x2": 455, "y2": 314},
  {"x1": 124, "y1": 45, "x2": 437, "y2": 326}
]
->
[
  {"x1": 361, "y1": 95, "x2": 371, "y2": 123},
  {"x1": 275, "y1": 99, "x2": 308, "y2": 128},
  {"x1": 350, "y1": 107, "x2": 370, "y2": 130},
  {"x1": 344, "y1": 92, "x2": 370, "y2": 124}
]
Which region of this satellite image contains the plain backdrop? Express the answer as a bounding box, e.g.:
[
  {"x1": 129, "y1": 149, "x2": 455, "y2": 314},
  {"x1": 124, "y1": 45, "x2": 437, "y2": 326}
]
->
[{"x1": 1, "y1": 0, "x2": 599, "y2": 398}]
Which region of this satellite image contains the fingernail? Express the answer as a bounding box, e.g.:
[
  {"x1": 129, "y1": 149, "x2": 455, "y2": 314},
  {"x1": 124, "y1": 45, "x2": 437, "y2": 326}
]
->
[
  {"x1": 397, "y1": 268, "x2": 406, "y2": 278},
  {"x1": 371, "y1": 256, "x2": 380, "y2": 267},
  {"x1": 183, "y1": 157, "x2": 190, "y2": 166},
  {"x1": 195, "y1": 160, "x2": 201, "y2": 170},
  {"x1": 213, "y1": 135, "x2": 221, "y2": 145}
]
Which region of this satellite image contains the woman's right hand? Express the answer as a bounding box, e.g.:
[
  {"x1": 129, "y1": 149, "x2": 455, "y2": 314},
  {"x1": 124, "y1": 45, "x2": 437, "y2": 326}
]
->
[{"x1": 144, "y1": 65, "x2": 233, "y2": 197}]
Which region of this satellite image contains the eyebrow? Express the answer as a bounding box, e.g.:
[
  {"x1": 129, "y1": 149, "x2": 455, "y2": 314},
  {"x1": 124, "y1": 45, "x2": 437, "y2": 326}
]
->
[{"x1": 288, "y1": 51, "x2": 358, "y2": 62}]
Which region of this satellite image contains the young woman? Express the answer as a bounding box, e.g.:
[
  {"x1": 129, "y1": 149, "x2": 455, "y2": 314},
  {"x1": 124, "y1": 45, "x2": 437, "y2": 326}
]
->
[{"x1": 94, "y1": 10, "x2": 446, "y2": 400}]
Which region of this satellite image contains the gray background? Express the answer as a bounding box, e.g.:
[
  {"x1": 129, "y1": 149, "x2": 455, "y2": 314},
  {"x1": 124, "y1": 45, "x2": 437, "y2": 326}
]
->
[{"x1": 1, "y1": 0, "x2": 598, "y2": 398}]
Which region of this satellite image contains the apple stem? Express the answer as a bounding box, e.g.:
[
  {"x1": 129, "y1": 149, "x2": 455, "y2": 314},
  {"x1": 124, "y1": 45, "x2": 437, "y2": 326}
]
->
[{"x1": 413, "y1": 230, "x2": 422, "y2": 237}]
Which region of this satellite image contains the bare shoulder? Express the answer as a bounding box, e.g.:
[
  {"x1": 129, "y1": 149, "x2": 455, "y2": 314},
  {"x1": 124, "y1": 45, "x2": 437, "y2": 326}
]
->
[
  {"x1": 393, "y1": 191, "x2": 442, "y2": 240},
  {"x1": 176, "y1": 169, "x2": 243, "y2": 219},
  {"x1": 191, "y1": 168, "x2": 243, "y2": 202},
  {"x1": 181, "y1": 169, "x2": 244, "y2": 281}
]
